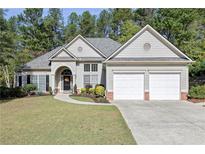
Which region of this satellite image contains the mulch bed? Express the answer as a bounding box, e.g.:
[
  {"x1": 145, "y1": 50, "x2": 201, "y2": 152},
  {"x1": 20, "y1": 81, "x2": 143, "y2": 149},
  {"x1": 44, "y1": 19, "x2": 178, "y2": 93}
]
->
[{"x1": 188, "y1": 98, "x2": 205, "y2": 103}]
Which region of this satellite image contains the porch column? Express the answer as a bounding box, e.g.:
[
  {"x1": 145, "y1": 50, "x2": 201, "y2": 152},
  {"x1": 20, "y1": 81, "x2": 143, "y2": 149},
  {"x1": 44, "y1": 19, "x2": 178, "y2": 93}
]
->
[
  {"x1": 51, "y1": 74, "x2": 55, "y2": 95},
  {"x1": 72, "y1": 74, "x2": 76, "y2": 91}
]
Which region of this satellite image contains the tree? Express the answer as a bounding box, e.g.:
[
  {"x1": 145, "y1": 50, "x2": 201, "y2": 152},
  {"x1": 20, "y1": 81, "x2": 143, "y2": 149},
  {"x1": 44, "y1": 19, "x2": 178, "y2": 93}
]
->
[
  {"x1": 79, "y1": 11, "x2": 96, "y2": 37},
  {"x1": 44, "y1": 8, "x2": 64, "y2": 49},
  {"x1": 133, "y1": 8, "x2": 156, "y2": 26},
  {"x1": 110, "y1": 8, "x2": 133, "y2": 40},
  {"x1": 17, "y1": 9, "x2": 47, "y2": 57},
  {"x1": 96, "y1": 9, "x2": 112, "y2": 37},
  {"x1": 0, "y1": 9, "x2": 17, "y2": 87},
  {"x1": 64, "y1": 12, "x2": 79, "y2": 42},
  {"x1": 118, "y1": 20, "x2": 140, "y2": 43}
]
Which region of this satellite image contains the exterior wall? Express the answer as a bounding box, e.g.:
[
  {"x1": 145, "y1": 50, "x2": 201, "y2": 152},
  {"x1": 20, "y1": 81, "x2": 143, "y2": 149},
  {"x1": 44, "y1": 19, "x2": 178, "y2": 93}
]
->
[
  {"x1": 76, "y1": 62, "x2": 105, "y2": 89},
  {"x1": 106, "y1": 63, "x2": 189, "y2": 100},
  {"x1": 66, "y1": 38, "x2": 102, "y2": 57},
  {"x1": 55, "y1": 50, "x2": 71, "y2": 57},
  {"x1": 116, "y1": 30, "x2": 179, "y2": 58},
  {"x1": 16, "y1": 70, "x2": 51, "y2": 92}
]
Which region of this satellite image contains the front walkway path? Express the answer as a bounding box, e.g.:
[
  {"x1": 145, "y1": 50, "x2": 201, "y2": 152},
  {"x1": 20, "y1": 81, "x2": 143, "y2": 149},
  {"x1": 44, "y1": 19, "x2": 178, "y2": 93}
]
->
[{"x1": 54, "y1": 93, "x2": 113, "y2": 106}]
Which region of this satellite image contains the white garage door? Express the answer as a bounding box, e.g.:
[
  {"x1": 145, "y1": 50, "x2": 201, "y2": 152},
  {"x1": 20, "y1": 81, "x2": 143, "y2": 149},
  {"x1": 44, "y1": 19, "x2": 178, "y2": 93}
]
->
[
  {"x1": 113, "y1": 74, "x2": 144, "y2": 100},
  {"x1": 149, "y1": 74, "x2": 180, "y2": 100}
]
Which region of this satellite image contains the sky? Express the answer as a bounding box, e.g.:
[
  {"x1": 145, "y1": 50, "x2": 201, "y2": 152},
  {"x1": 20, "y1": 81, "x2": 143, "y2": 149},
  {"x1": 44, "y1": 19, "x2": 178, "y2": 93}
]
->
[{"x1": 5, "y1": 8, "x2": 104, "y2": 23}]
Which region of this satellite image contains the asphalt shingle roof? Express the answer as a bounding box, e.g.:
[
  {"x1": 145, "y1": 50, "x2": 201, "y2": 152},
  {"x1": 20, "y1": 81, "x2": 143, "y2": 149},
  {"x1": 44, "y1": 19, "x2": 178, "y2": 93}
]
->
[{"x1": 22, "y1": 38, "x2": 121, "y2": 69}]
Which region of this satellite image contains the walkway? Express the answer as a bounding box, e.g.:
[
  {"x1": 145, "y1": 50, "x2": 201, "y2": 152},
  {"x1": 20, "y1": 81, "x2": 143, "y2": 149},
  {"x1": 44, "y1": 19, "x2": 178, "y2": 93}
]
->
[{"x1": 54, "y1": 93, "x2": 113, "y2": 106}]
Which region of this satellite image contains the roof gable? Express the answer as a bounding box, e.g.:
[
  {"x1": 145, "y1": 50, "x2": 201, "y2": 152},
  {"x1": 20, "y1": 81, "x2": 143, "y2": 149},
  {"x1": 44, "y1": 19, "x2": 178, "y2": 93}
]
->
[
  {"x1": 49, "y1": 47, "x2": 78, "y2": 60},
  {"x1": 65, "y1": 35, "x2": 107, "y2": 58},
  {"x1": 105, "y1": 25, "x2": 192, "y2": 62}
]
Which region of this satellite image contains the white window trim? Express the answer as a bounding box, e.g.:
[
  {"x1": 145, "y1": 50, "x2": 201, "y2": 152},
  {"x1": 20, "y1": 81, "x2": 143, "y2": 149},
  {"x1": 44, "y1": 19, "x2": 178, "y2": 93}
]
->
[{"x1": 84, "y1": 63, "x2": 98, "y2": 72}]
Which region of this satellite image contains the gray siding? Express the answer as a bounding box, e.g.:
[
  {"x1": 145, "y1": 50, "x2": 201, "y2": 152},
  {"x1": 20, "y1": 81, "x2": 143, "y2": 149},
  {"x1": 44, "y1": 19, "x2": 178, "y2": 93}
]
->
[
  {"x1": 66, "y1": 38, "x2": 103, "y2": 58},
  {"x1": 116, "y1": 30, "x2": 179, "y2": 58}
]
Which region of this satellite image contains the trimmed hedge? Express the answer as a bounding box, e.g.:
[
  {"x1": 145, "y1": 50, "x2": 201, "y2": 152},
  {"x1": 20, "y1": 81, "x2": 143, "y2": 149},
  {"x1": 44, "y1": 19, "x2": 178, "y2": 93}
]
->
[{"x1": 189, "y1": 85, "x2": 205, "y2": 99}]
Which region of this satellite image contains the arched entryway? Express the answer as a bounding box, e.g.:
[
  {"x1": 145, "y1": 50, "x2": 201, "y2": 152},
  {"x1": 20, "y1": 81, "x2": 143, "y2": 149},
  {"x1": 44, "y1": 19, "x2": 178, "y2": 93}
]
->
[
  {"x1": 61, "y1": 69, "x2": 72, "y2": 91},
  {"x1": 55, "y1": 66, "x2": 73, "y2": 93}
]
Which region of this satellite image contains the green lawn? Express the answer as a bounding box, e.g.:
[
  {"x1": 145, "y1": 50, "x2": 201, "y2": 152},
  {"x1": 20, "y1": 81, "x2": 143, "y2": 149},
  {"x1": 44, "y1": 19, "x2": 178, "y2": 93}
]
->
[
  {"x1": 0, "y1": 96, "x2": 136, "y2": 144},
  {"x1": 70, "y1": 95, "x2": 94, "y2": 102}
]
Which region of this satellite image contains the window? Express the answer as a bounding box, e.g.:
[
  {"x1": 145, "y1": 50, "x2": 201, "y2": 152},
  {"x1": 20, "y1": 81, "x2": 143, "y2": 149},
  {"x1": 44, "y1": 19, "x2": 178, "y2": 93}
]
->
[
  {"x1": 84, "y1": 64, "x2": 98, "y2": 72},
  {"x1": 91, "y1": 64, "x2": 98, "y2": 72},
  {"x1": 83, "y1": 75, "x2": 98, "y2": 88},
  {"x1": 19, "y1": 76, "x2": 22, "y2": 87},
  {"x1": 46, "y1": 75, "x2": 49, "y2": 92},
  {"x1": 84, "y1": 64, "x2": 90, "y2": 72},
  {"x1": 39, "y1": 75, "x2": 46, "y2": 92},
  {"x1": 27, "y1": 75, "x2": 30, "y2": 84},
  {"x1": 31, "y1": 75, "x2": 38, "y2": 88}
]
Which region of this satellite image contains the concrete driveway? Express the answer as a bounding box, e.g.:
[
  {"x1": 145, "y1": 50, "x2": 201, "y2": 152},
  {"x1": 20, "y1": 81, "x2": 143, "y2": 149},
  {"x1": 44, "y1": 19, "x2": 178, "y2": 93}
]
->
[{"x1": 114, "y1": 101, "x2": 205, "y2": 144}]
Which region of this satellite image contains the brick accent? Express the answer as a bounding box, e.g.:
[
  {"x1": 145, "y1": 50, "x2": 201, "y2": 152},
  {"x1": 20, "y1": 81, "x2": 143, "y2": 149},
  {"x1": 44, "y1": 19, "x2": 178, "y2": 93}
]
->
[
  {"x1": 181, "y1": 92, "x2": 188, "y2": 100},
  {"x1": 144, "y1": 92, "x2": 149, "y2": 101},
  {"x1": 107, "y1": 92, "x2": 113, "y2": 101}
]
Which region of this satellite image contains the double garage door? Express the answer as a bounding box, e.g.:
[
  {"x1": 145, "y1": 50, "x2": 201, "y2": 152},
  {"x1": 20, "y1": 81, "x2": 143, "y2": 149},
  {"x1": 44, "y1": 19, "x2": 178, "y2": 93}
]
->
[{"x1": 113, "y1": 73, "x2": 180, "y2": 100}]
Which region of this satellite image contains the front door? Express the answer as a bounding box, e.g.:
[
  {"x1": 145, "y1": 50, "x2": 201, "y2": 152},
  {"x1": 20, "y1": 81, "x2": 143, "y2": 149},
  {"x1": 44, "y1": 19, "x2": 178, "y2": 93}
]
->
[{"x1": 63, "y1": 76, "x2": 70, "y2": 90}]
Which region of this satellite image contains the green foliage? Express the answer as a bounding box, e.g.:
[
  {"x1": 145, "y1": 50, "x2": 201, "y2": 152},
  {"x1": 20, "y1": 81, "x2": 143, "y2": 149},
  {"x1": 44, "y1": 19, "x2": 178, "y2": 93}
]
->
[
  {"x1": 80, "y1": 88, "x2": 86, "y2": 94},
  {"x1": 189, "y1": 85, "x2": 205, "y2": 99},
  {"x1": 22, "y1": 84, "x2": 37, "y2": 95},
  {"x1": 95, "y1": 86, "x2": 105, "y2": 97},
  {"x1": 88, "y1": 88, "x2": 95, "y2": 95},
  {"x1": 118, "y1": 20, "x2": 140, "y2": 43},
  {"x1": 0, "y1": 86, "x2": 26, "y2": 99},
  {"x1": 79, "y1": 11, "x2": 96, "y2": 37}
]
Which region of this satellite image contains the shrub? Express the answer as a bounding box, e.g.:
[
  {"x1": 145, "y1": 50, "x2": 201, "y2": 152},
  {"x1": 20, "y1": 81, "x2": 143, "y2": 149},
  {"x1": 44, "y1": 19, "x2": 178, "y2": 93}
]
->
[
  {"x1": 85, "y1": 84, "x2": 92, "y2": 93},
  {"x1": 80, "y1": 88, "x2": 86, "y2": 94},
  {"x1": 22, "y1": 84, "x2": 37, "y2": 95},
  {"x1": 49, "y1": 87, "x2": 52, "y2": 95},
  {"x1": 95, "y1": 84, "x2": 105, "y2": 88},
  {"x1": 189, "y1": 85, "x2": 205, "y2": 99},
  {"x1": 0, "y1": 86, "x2": 26, "y2": 99},
  {"x1": 95, "y1": 86, "x2": 105, "y2": 97},
  {"x1": 89, "y1": 88, "x2": 95, "y2": 95},
  {"x1": 73, "y1": 84, "x2": 78, "y2": 94}
]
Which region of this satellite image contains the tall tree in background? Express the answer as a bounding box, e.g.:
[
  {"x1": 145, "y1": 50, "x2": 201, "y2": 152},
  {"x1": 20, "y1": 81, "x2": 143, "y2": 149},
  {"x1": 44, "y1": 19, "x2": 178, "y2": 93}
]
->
[
  {"x1": 118, "y1": 20, "x2": 140, "y2": 43},
  {"x1": 0, "y1": 9, "x2": 17, "y2": 87},
  {"x1": 96, "y1": 9, "x2": 112, "y2": 37},
  {"x1": 44, "y1": 8, "x2": 64, "y2": 49},
  {"x1": 17, "y1": 9, "x2": 48, "y2": 57},
  {"x1": 110, "y1": 8, "x2": 133, "y2": 40},
  {"x1": 65, "y1": 12, "x2": 79, "y2": 42},
  {"x1": 79, "y1": 11, "x2": 96, "y2": 37},
  {"x1": 133, "y1": 8, "x2": 155, "y2": 26}
]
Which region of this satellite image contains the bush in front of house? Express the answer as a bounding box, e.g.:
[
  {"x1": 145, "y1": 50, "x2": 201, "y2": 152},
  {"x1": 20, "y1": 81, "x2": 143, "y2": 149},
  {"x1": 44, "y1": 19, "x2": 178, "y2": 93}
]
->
[
  {"x1": 88, "y1": 88, "x2": 95, "y2": 95},
  {"x1": 95, "y1": 85, "x2": 105, "y2": 97},
  {"x1": 80, "y1": 88, "x2": 86, "y2": 94},
  {"x1": 0, "y1": 86, "x2": 27, "y2": 99},
  {"x1": 189, "y1": 85, "x2": 205, "y2": 99},
  {"x1": 22, "y1": 84, "x2": 37, "y2": 96}
]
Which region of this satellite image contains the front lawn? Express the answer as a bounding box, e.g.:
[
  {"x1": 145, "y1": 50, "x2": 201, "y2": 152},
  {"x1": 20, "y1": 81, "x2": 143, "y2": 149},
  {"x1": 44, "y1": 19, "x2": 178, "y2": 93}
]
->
[{"x1": 0, "y1": 96, "x2": 136, "y2": 144}]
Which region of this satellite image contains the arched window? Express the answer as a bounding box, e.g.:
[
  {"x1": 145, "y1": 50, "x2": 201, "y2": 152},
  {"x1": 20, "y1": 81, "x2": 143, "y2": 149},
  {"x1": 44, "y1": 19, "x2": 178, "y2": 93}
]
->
[{"x1": 61, "y1": 69, "x2": 72, "y2": 75}]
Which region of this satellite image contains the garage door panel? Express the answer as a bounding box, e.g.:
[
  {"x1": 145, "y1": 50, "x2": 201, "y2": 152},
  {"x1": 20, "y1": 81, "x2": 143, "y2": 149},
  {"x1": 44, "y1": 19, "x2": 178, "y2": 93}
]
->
[
  {"x1": 114, "y1": 74, "x2": 144, "y2": 100},
  {"x1": 149, "y1": 74, "x2": 180, "y2": 100}
]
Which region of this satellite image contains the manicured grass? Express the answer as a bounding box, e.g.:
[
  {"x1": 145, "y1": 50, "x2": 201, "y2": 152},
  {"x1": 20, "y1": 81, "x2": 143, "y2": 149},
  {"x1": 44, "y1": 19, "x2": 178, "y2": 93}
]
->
[
  {"x1": 0, "y1": 96, "x2": 136, "y2": 144},
  {"x1": 70, "y1": 95, "x2": 94, "y2": 102}
]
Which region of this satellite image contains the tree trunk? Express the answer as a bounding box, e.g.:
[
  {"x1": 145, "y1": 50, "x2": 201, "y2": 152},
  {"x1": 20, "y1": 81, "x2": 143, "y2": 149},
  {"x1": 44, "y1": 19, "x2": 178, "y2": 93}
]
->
[{"x1": 1, "y1": 65, "x2": 10, "y2": 88}]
